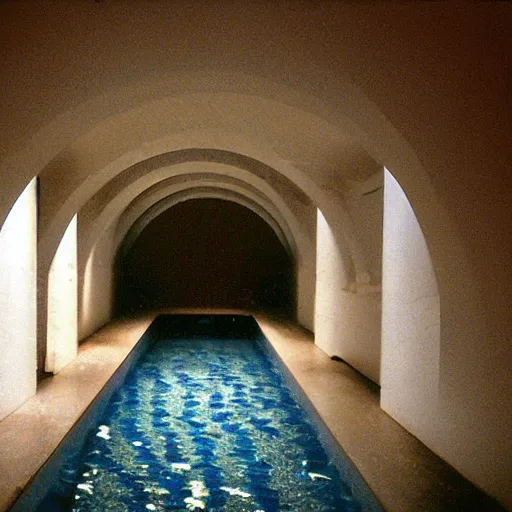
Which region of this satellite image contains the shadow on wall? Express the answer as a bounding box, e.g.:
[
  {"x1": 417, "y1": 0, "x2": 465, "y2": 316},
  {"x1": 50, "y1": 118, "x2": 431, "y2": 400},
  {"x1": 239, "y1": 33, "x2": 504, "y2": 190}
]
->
[{"x1": 115, "y1": 199, "x2": 295, "y2": 315}]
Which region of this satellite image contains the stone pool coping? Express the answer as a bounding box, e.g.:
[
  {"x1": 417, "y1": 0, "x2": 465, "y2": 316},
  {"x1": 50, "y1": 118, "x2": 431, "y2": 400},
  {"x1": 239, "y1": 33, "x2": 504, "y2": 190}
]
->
[{"x1": 0, "y1": 309, "x2": 504, "y2": 511}]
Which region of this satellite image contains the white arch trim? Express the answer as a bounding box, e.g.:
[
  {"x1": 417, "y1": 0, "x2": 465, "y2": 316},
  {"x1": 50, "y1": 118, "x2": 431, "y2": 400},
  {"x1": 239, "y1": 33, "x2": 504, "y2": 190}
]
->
[
  {"x1": 43, "y1": 139, "x2": 360, "y2": 286},
  {"x1": 78, "y1": 161, "x2": 313, "y2": 273}
]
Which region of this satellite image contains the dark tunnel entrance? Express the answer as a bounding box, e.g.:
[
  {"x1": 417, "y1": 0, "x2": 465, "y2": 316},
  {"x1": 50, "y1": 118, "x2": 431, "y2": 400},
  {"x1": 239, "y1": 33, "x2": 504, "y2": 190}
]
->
[{"x1": 116, "y1": 198, "x2": 295, "y2": 315}]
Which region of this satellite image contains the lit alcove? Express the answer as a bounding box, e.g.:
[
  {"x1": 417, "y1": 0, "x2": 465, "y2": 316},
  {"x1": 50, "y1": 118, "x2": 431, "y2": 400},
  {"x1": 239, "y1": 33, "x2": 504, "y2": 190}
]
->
[
  {"x1": 314, "y1": 166, "x2": 441, "y2": 422},
  {"x1": 0, "y1": 178, "x2": 38, "y2": 420},
  {"x1": 314, "y1": 206, "x2": 382, "y2": 385},
  {"x1": 46, "y1": 214, "x2": 78, "y2": 374}
]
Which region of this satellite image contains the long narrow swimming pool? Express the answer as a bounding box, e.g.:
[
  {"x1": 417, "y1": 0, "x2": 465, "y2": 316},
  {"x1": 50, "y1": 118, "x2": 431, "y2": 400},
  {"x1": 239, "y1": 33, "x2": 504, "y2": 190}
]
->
[{"x1": 20, "y1": 315, "x2": 382, "y2": 511}]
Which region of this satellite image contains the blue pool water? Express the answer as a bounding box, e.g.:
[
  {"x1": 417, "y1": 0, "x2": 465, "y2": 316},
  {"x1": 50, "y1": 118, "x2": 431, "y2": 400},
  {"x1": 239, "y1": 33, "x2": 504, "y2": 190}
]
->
[{"x1": 31, "y1": 315, "x2": 381, "y2": 512}]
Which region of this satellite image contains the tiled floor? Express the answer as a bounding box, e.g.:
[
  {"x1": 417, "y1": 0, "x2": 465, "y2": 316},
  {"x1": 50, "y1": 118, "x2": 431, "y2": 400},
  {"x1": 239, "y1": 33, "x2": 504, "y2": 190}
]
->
[{"x1": 0, "y1": 309, "x2": 505, "y2": 511}]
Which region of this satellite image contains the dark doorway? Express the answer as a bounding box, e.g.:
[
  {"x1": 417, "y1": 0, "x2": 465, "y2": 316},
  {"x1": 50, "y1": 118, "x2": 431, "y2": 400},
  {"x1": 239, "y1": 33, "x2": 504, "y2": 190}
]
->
[{"x1": 116, "y1": 198, "x2": 295, "y2": 315}]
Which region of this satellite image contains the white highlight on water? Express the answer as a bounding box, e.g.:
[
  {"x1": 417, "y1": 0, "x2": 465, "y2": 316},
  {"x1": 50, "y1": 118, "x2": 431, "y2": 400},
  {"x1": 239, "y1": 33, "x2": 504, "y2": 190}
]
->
[
  {"x1": 96, "y1": 425, "x2": 111, "y2": 440},
  {"x1": 184, "y1": 497, "x2": 206, "y2": 509},
  {"x1": 190, "y1": 480, "x2": 209, "y2": 498},
  {"x1": 77, "y1": 483, "x2": 94, "y2": 495},
  {"x1": 220, "y1": 486, "x2": 252, "y2": 498},
  {"x1": 171, "y1": 462, "x2": 191, "y2": 471},
  {"x1": 308, "y1": 472, "x2": 332, "y2": 481}
]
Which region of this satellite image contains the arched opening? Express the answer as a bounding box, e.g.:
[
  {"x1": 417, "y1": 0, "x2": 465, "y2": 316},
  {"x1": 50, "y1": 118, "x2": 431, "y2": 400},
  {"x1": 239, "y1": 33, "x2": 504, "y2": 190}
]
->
[{"x1": 116, "y1": 198, "x2": 295, "y2": 315}]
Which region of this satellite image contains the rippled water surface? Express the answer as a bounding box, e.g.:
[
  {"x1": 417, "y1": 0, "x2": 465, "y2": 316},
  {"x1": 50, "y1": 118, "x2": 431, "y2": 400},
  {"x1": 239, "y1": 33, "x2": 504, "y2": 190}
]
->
[{"x1": 42, "y1": 316, "x2": 364, "y2": 511}]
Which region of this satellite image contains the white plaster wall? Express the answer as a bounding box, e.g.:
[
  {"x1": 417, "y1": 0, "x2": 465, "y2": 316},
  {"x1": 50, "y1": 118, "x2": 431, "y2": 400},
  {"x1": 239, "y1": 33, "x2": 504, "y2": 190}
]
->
[
  {"x1": 381, "y1": 170, "x2": 441, "y2": 446},
  {"x1": 46, "y1": 215, "x2": 78, "y2": 374},
  {"x1": 315, "y1": 209, "x2": 381, "y2": 384},
  {"x1": 78, "y1": 224, "x2": 116, "y2": 341},
  {"x1": 295, "y1": 244, "x2": 316, "y2": 332},
  {"x1": 344, "y1": 171, "x2": 384, "y2": 285},
  {"x1": 0, "y1": 179, "x2": 37, "y2": 420}
]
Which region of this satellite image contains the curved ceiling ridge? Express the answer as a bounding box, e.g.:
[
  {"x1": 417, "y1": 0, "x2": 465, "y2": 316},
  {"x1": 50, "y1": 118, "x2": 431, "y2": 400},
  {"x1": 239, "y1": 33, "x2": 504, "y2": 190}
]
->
[
  {"x1": 100, "y1": 148, "x2": 312, "y2": 207},
  {"x1": 78, "y1": 159, "x2": 313, "y2": 276},
  {"x1": 51, "y1": 143, "x2": 362, "y2": 288}
]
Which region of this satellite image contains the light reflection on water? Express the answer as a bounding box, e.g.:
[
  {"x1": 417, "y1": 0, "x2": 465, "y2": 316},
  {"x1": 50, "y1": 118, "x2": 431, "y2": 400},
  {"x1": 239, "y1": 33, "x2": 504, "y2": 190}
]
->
[{"x1": 42, "y1": 317, "x2": 362, "y2": 511}]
